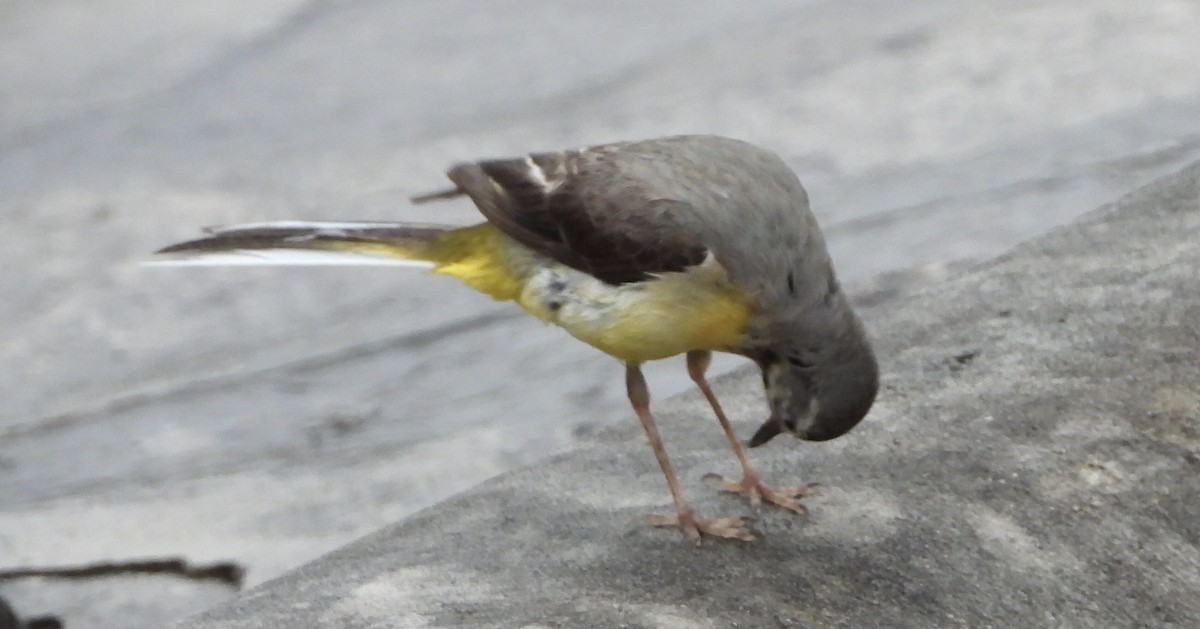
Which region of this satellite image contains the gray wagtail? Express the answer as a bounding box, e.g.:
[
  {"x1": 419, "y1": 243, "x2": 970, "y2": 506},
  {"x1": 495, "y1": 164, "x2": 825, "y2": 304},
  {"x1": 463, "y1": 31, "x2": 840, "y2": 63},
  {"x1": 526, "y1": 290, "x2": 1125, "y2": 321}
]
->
[{"x1": 152, "y1": 135, "x2": 879, "y2": 542}]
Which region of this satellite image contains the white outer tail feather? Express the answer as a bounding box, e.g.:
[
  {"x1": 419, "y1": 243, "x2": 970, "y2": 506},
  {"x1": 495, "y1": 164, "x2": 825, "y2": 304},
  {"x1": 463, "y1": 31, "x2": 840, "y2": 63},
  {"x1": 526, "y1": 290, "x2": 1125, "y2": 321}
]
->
[
  {"x1": 145, "y1": 220, "x2": 442, "y2": 268},
  {"x1": 143, "y1": 250, "x2": 435, "y2": 267}
]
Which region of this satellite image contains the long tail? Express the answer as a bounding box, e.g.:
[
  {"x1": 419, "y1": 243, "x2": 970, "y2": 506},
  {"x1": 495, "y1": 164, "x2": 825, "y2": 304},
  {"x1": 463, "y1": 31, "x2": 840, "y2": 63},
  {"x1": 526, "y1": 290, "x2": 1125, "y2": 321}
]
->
[
  {"x1": 148, "y1": 221, "x2": 457, "y2": 267},
  {"x1": 149, "y1": 220, "x2": 525, "y2": 301}
]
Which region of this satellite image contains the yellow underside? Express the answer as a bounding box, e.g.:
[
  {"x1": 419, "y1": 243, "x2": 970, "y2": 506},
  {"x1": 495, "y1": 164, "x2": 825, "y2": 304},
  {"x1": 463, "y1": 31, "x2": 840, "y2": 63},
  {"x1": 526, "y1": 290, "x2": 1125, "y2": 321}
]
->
[{"x1": 403, "y1": 224, "x2": 753, "y2": 363}]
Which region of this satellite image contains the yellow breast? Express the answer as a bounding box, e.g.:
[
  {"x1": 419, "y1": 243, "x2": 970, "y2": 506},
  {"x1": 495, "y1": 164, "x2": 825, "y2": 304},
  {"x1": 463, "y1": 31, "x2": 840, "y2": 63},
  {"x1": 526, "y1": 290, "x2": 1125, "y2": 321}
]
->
[
  {"x1": 534, "y1": 267, "x2": 752, "y2": 362},
  {"x1": 427, "y1": 224, "x2": 754, "y2": 363}
]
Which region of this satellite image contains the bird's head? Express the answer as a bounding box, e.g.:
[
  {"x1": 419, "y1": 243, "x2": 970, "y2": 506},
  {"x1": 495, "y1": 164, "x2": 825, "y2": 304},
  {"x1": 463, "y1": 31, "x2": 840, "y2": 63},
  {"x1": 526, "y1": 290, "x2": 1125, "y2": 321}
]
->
[{"x1": 746, "y1": 319, "x2": 879, "y2": 447}]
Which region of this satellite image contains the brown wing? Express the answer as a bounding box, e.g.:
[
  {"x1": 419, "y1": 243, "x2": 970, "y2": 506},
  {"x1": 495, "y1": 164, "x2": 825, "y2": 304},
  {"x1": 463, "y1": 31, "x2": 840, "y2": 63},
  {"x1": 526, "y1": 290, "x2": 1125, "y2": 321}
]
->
[{"x1": 413, "y1": 143, "x2": 708, "y2": 285}]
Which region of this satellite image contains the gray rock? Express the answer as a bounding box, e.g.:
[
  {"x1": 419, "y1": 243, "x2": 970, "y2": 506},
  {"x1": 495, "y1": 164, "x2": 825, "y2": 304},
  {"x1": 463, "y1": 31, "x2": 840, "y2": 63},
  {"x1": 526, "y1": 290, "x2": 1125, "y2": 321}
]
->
[{"x1": 180, "y1": 161, "x2": 1200, "y2": 627}]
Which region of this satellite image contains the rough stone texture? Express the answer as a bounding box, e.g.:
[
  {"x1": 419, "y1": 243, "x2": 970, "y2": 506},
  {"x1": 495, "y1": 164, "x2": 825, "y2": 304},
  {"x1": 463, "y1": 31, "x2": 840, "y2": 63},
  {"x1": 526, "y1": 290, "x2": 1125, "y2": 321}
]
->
[
  {"x1": 180, "y1": 162, "x2": 1200, "y2": 627},
  {"x1": 4, "y1": 0, "x2": 1200, "y2": 626}
]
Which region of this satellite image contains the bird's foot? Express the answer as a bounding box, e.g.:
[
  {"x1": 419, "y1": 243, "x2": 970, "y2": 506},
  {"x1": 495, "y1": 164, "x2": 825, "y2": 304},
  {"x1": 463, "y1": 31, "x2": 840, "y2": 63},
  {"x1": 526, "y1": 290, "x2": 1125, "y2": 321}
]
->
[
  {"x1": 703, "y1": 472, "x2": 817, "y2": 515},
  {"x1": 649, "y1": 509, "x2": 756, "y2": 543}
]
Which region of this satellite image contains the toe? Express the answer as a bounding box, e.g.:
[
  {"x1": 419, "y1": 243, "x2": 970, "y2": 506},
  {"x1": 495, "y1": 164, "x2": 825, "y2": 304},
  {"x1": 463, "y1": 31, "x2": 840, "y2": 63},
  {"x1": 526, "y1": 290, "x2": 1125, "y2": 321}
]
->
[
  {"x1": 648, "y1": 514, "x2": 677, "y2": 528},
  {"x1": 785, "y1": 482, "x2": 819, "y2": 498},
  {"x1": 764, "y1": 493, "x2": 808, "y2": 515},
  {"x1": 703, "y1": 472, "x2": 817, "y2": 516},
  {"x1": 700, "y1": 516, "x2": 757, "y2": 542},
  {"x1": 701, "y1": 472, "x2": 751, "y2": 494},
  {"x1": 759, "y1": 483, "x2": 817, "y2": 514},
  {"x1": 649, "y1": 513, "x2": 703, "y2": 541},
  {"x1": 648, "y1": 512, "x2": 756, "y2": 542}
]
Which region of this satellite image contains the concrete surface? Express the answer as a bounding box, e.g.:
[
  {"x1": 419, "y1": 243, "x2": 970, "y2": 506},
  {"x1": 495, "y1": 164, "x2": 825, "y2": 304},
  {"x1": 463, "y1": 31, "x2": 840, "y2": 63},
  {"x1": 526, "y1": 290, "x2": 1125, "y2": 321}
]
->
[
  {"x1": 182, "y1": 157, "x2": 1200, "y2": 628},
  {"x1": 3, "y1": 0, "x2": 1200, "y2": 626}
]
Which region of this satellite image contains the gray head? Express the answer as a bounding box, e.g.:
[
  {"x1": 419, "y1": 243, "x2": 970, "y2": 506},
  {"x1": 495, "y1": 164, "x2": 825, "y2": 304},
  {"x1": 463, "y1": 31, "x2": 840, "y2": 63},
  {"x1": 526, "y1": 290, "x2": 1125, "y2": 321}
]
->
[{"x1": 745, "y1": 310, "x2": 879, "y2": 447}]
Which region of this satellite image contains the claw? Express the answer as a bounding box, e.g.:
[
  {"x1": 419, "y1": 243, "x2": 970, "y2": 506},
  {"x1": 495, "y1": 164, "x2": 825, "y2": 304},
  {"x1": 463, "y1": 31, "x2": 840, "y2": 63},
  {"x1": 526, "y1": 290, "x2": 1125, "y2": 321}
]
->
[
  {"x1": 705, "y1": 473, "x2": 817, "y2": 515},
  {"x1": 650, "y1": 510, "x2": 757, "y2": 542}
]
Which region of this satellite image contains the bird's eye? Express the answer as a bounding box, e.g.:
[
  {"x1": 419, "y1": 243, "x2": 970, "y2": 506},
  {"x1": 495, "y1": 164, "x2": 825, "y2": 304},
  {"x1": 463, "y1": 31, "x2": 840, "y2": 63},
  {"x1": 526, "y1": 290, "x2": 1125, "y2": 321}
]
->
[{"x1": 787, "y1": 352, "x2": 814, "y2": 369}]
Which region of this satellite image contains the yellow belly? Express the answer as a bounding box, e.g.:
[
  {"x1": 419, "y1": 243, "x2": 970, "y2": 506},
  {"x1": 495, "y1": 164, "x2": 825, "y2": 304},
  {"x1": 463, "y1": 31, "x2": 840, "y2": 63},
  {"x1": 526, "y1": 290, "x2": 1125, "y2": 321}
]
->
[
  {"x1": 523, "y1": 267, "x2": 752, "y2": 362},
  {"x1": 427, "y1": 224, "x2": 753, "y2": 363},
  {"x1": 570, "y1": 294, "x2": 752, "y2": 362}
]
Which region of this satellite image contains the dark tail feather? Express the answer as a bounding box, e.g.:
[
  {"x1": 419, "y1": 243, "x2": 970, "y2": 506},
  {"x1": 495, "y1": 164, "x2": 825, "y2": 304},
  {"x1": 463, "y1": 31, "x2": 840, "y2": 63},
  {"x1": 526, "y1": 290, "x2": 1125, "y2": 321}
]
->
[{"x1": 410, "y1": 187, "x2": 464, "y2": 204}]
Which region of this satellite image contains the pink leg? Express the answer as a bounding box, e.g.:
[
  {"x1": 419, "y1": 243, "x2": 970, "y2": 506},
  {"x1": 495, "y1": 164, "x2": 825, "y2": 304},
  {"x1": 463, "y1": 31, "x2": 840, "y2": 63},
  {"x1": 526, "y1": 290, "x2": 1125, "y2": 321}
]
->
[
  {"x1": 625, "y1": 362, "x2": 755, "y2": 542},
  {"x1": 687, "y1": 351, "x2": 817, "y2": 515}
]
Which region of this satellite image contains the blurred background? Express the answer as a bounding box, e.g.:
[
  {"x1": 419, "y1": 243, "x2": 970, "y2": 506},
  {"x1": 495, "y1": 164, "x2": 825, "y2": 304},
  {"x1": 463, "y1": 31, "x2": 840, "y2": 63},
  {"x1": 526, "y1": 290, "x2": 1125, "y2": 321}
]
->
[{"x1": 2, "y1": 0, "x2": 1199, "y2": 626}]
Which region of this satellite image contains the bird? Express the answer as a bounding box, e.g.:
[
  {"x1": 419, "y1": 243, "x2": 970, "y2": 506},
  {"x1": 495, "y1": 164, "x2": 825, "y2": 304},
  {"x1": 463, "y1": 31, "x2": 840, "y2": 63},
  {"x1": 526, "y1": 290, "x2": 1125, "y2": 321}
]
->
[{"x1": 151, "y1": 135, "x2": 880, "y2": 542}]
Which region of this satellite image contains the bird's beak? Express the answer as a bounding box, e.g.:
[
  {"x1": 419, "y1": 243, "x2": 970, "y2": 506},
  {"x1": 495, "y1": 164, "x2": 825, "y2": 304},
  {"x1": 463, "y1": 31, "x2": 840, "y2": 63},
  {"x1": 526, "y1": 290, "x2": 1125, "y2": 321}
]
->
[
  {"x1": 746, "y1": 398, "x2": 819, "y2": 447},
  {"x1": 747, "y1": 358, "x2": 818, "y2": 447},
  {"x1": 746, "y1": 416, "x2": 786, "y2": 447}
]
